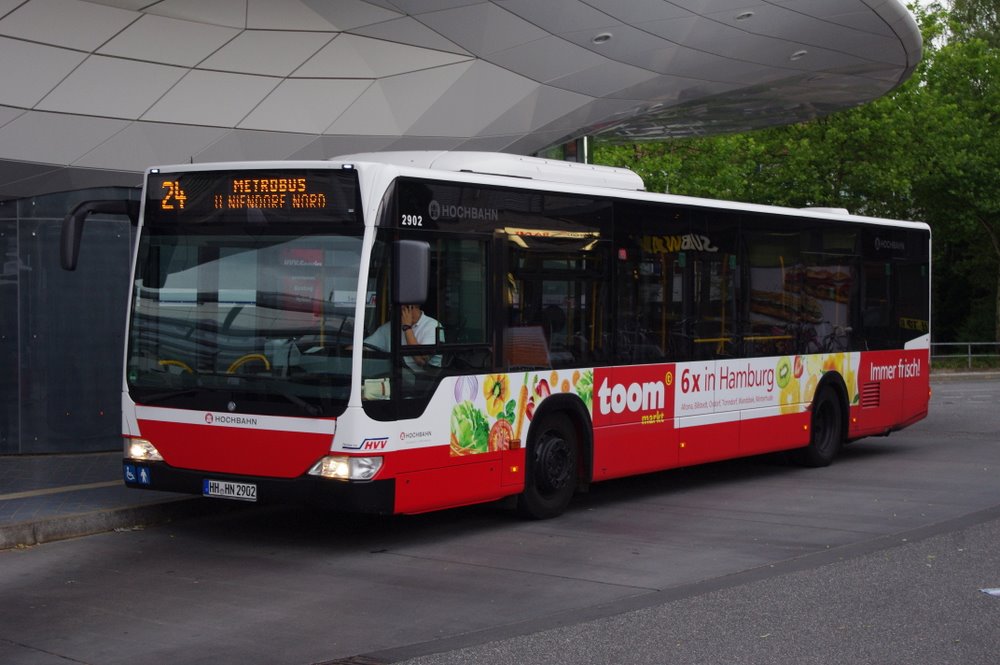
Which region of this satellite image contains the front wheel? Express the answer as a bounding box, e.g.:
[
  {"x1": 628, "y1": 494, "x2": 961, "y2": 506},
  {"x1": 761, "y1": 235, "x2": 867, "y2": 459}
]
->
[
  {"x1": 517, "y1": 413, "x2": 578, "y2": 519},
  {"x1": 797, "y1": 386, "x2": 844, "y2": 467}
]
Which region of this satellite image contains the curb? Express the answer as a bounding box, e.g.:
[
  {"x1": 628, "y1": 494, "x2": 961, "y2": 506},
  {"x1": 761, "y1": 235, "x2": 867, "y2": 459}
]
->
[
  {"x1": 0, "y1": 498, "x2": 209, "y2": 550},
  {"x1": 930, "y1": 371, "x2": 1000, "y2": 382}
]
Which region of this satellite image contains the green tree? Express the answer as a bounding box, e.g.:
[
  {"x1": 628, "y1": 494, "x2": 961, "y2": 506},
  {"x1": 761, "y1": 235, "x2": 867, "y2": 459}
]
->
[
  {"x1": 914, "y1": 35, "x2": 1000, "y2": 341},
  {"x1": 950, "y1": 0, "x2": 1000, "y2": 46}
]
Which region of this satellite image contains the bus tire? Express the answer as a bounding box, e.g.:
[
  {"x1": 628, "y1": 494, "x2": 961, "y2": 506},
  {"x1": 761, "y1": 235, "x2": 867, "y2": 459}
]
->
[
  {"x1": 517, "y1": 413, "x2": 578, "y2": 519},
  {"x1": 798, "y1": 385, "x2": 844, "y2": 467}
]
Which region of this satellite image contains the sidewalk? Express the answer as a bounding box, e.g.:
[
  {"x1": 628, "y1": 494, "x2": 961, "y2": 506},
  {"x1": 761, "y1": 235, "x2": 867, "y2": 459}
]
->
[{"x1": 0, "y1": 451, "x2": 206, "y2": 550}]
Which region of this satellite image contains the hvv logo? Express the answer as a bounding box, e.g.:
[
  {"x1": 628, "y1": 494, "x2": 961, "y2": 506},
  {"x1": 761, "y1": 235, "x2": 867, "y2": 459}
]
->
[{"x1": 344, "y1": 437, "x2": 389, "y2": 451}]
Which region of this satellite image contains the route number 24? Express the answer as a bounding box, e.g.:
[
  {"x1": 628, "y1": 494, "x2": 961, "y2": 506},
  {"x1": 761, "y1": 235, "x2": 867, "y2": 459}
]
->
[{"x1": 161, "y1": 181, "x2": 188, "y2": 210}]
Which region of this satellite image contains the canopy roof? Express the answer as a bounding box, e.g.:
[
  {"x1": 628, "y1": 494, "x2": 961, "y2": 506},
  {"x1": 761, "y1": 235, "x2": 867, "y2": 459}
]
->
[{"x1": 0, "y1": 0, "x2": 921, "y2": 200}]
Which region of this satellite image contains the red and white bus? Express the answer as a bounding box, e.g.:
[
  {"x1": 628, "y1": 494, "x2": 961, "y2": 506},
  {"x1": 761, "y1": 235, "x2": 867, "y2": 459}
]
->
[{"x1": 62, "y1": 152, "x2": 931, "y2": 518}]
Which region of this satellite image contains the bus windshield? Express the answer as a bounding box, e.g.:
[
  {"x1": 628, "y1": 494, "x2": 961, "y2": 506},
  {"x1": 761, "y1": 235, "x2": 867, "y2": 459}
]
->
[{"x1": 126, "y1": 168, "x2": 363, "y2": 417}]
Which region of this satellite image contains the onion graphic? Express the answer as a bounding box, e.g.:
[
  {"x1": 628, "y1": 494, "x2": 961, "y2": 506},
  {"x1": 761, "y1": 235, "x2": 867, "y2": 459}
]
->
[{"x1": 454, "y1": 375, "x2": 478, "y2": 403}]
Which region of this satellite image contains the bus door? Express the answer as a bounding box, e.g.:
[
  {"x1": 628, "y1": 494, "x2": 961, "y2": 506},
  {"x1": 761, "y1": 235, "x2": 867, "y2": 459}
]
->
[
  {"x1": 498, "y1": 227, "x2": 609, "y2": 372},
  {"x1": 675, "y1": 211, "x2": 739, "y2": 464}
]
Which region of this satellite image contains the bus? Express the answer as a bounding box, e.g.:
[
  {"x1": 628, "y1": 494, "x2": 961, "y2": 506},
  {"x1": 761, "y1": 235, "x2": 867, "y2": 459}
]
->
[{"x1": 61, "y1": 151, "x2": 931, "y2": 519}]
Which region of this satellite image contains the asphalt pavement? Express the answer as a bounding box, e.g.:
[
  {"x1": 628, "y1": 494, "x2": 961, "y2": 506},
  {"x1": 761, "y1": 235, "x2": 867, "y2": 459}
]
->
[
  {"x1": 392, "y1": 509, "x2": 1000, "y2": 665},
  {"x1": 1, "y1": 371, "x2": 999, "y2": 665}
]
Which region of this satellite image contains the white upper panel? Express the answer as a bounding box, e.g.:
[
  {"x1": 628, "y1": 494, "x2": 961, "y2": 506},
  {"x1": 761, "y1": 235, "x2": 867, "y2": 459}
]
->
[
  {"x1": 0, "y1": 38, "x2": 87, "y2": 108},
  {"x1": 37, "y1": 56, "x2": 187, "y2": 119},
  {"x1": 98, "y1": 15, "x2": 240, "y2": 67},
  {"x1": 0, "y1": 0, "x2": 922, "y2": 200},
  {"x1": 0, "y1": 0, "x2": 135, "y2": 51}
]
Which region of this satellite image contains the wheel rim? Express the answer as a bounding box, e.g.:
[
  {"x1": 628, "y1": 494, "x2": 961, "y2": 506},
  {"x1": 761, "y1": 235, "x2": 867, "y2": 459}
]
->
[
  {"x1": 813, "y1": 396, "x2": 840, "y2": 455},
  {"x1": 534, "y1": 431, "x2": 573, "y2": 495}
]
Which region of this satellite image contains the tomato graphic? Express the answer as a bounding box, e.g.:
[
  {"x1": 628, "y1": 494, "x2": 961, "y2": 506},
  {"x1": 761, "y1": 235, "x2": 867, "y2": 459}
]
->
[{"x1": 488, "y1": 419, "x2": 514, "y2": 452}]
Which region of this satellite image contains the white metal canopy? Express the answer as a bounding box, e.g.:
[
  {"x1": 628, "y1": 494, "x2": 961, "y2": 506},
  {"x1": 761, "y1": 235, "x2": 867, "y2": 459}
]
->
[{"x1": 0, "y1": 0, "x2": 921, "y2": 200}]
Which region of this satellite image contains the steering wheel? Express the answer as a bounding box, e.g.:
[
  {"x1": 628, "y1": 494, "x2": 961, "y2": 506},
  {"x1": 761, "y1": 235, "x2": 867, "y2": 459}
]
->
[
  {"x1": 158, "y1": 359, "x2": 193, "y2": 374},
  {"x1": 227, "y1": 353, "x2": 271, "y2": 374}
]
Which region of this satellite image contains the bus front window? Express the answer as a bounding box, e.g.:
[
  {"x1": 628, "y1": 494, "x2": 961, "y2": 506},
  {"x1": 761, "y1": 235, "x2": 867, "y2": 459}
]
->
[
  {"x1": 127, "y1": 167, "x2": 363, "y2": 417},
  {"x1": 127, "y1": 231, "x2": 362, "y2": 416}
]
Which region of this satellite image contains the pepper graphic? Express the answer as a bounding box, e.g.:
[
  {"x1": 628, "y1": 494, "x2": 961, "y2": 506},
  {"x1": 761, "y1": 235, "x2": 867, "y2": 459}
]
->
[{"x1": 483, "y1": 373, "x2": 510, "y2": 418}]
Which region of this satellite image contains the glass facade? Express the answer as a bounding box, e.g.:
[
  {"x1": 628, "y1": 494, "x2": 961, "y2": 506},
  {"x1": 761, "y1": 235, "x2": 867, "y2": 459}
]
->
[{"x1": 0, "y1": 188, "x2": 137, "y2": 455}]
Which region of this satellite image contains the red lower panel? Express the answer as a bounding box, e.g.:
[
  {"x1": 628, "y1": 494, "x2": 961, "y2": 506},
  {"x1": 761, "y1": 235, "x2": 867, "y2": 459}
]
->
[
  {"x1": 678, "y1": 419, "x2": 740, "y2": 466},
  {"x1": 852, "y1": 349, "x2": 929, "y2": 437},
  {"x1": 138, "y1": 420, "x2": 333, "y2": 478},
  {"x1": 395, "y1": 459, "x2": 507, "y2": 514},
  {"x1": 740, "y1": 412, "x2": 810, "y2": 456},
  {"x1": 592, "y1": 419, "x2": 677, "y2": 481}
]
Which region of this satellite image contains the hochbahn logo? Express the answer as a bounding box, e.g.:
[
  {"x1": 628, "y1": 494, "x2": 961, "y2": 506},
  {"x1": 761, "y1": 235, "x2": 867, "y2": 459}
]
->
[
  {"x1": 428, "y1": 200, "x2": 499, "y2": 222},
  {"x1": 204, "y1": 412, "x2": 258, "y2": 426}
]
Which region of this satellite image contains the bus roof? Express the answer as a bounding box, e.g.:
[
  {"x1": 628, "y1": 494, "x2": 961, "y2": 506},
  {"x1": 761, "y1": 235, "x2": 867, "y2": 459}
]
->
[
  {"x1": 333, "y1": 151, "x2": 647, "y2": 192},
  {"x1": 332, "y1": 151, "x2": 929, "y2": 233}
]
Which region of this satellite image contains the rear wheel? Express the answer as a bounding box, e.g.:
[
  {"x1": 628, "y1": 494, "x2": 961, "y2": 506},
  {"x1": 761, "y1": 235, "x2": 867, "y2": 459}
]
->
[
  {"x1": 517, "y1": 413, "x2": 578, "y2": 519},
  {"x1": 798, "y1": 385, "x2": 844, "y2": 467}
]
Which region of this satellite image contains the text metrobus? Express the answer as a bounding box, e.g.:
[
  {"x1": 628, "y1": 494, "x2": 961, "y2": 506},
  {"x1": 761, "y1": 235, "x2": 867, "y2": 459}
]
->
[{"x1": 63, "y1": 151, "x2": 931, "y2": 518}]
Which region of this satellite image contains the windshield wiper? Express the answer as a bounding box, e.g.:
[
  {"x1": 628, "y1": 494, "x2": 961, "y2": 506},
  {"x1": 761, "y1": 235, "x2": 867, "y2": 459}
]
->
[
  {"x1": 272, "y1": 382, "x2": 320, "y2": 416},
  {"x1": 136, "y1": 388, "x2": 200, "y2": 405},
  {"x1": 135, "y1": 373, "x2": 321, "y2": 416}
]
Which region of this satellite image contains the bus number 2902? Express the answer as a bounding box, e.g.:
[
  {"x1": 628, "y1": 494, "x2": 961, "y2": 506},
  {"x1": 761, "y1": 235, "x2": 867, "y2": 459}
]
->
[{"x1": 401, "y1": 214, "x2": 423, "y2": 226}]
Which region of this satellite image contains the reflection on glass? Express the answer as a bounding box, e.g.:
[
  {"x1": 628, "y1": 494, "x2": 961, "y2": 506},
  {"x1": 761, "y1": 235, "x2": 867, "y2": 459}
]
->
[{"x1": 127, "y1": 232, "x2": 363, "y2": 417}]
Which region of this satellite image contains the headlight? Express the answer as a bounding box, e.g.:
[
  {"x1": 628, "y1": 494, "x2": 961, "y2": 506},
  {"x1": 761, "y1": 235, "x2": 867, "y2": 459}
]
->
[
  {"x1": 125, "y1": 437, "x2": 163, "y2": 462},
  {"x1": 308, "y1": 455, "x2": 383, "y2": 481}
]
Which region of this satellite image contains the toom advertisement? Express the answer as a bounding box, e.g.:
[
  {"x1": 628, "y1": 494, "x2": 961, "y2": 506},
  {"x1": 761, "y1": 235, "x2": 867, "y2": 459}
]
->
[
  {"x1": 444, "y1": 348, "x2": 925, "y2": 458},
  {"x1": 591, "y1": 364, "x2": 676, "y2": 427},
  {"x1": 446, "y1": 354, "x2": 861, "y2": 455},
  {"x1": 672, "y1": 353, "x2": 860, "y2": 423}
]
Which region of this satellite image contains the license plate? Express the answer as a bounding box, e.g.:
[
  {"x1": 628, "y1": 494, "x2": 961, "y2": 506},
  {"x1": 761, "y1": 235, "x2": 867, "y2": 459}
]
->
[{"x1": 203, "y1": 479, "x2": 257, "y2": 502}]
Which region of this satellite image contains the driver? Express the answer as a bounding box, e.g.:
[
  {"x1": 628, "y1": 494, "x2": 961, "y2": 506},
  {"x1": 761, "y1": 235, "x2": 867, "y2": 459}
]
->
[{"x1": 364, "y1": 304, "x2": 443, "y2": 372}]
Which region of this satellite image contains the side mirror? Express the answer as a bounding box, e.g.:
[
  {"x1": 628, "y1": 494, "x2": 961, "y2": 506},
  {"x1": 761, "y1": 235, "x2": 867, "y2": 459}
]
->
[
  {"x1": 396, "y1": 239, "x2": 429, "y2": 305},
  {"x1": 61, "y1": 200, "x2": 139, "y2": 270}
]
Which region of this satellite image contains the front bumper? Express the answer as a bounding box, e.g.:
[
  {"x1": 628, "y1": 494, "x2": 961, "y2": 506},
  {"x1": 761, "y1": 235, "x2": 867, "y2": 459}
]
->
[{"x1": 123, "y1": 460, "x2": 396, "y2": 514}]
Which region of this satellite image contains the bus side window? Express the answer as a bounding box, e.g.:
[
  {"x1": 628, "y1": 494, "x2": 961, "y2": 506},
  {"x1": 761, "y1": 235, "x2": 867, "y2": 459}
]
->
[
  {"x1": 434, "y1": 236, "x2": 491, "y2": 373},
  {"x1": 501, "y1": 231, "x2": 609, "y2": 370}
]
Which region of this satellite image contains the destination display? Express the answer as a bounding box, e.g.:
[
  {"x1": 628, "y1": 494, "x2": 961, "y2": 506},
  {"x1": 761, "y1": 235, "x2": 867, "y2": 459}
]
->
[{"x1": 146, "y1": 169, "x2": 358, "y2": 221}]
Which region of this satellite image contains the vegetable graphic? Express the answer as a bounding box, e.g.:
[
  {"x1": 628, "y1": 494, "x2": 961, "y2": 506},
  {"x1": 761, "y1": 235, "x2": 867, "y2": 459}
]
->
[
  {"x1": 454, "y1": 375, "x2": 478, "y2": 403},
  {"x1": 488, "y1": 419, "x2": 514, "y2": 452},
  {"x1": 513, "y1": 374, "x2": 529, "y2": 442},
  {"x1": 450, "y1": 400, "x2": 489, "y2": 454},
  {"x1": 574, "y1": 370, "x2": 594, "y2": 412},
  {"x1": 483, "y1": 373, "x2": 510, "y2": 418},
  {"x1": 527, "y1": 377, "x2": 551, "y2": 422}
]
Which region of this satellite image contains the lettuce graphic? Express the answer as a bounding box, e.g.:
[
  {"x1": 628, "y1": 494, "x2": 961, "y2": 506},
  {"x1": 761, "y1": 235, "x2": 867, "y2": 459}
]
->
[
  {"x1": 575, "y1": 370, "x2": 594, "y2": 412},
  {"x1": 451, "y1": 400, "x2": 489, "y2": 454}
]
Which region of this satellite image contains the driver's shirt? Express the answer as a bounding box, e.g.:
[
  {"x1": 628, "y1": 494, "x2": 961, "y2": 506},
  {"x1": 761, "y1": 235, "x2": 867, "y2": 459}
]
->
[{"x1": 364, "y1": 313, "x2": 443, "y2": 372}]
